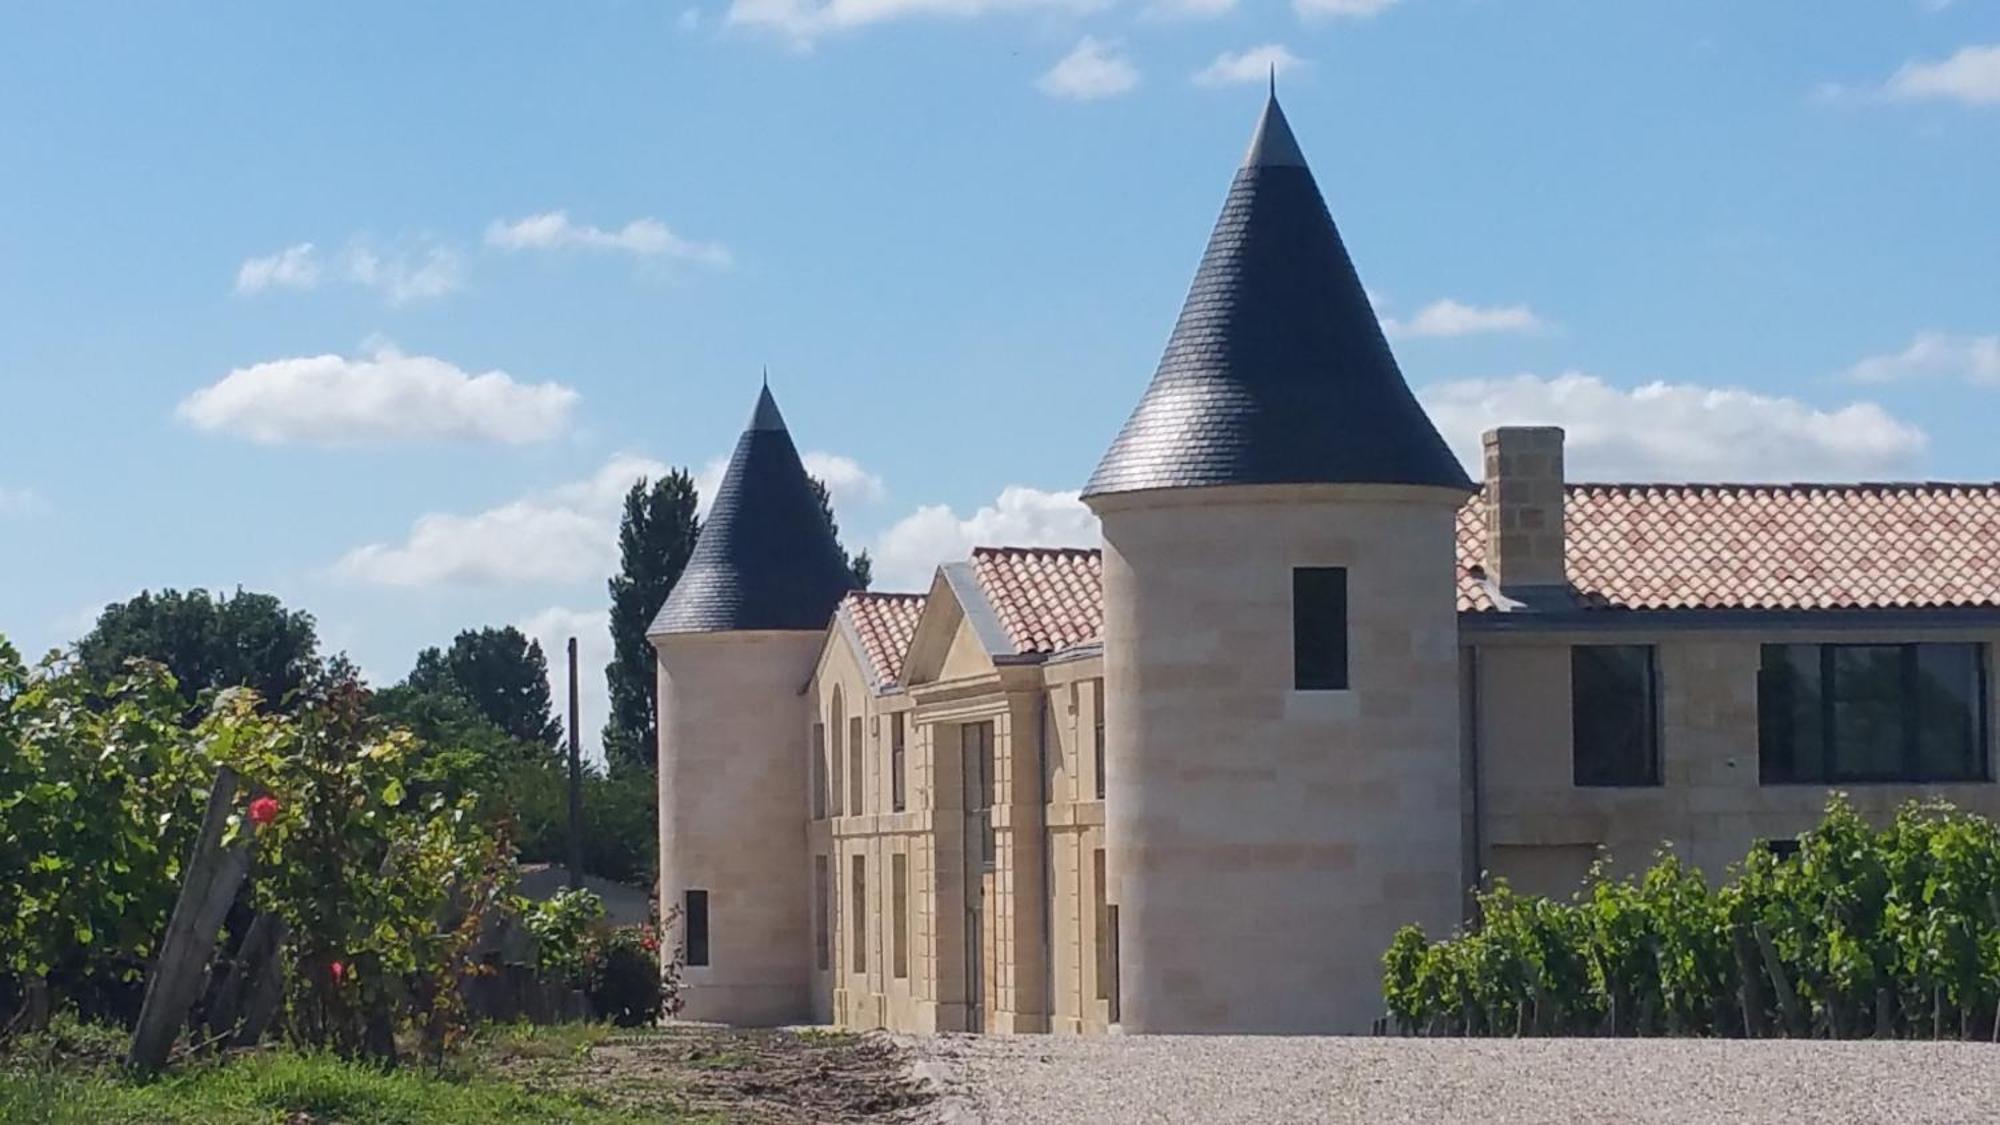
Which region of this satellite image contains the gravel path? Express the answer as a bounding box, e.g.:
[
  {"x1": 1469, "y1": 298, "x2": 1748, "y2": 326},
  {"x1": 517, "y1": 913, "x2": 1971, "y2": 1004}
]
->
[{"x1": 912, "y1": 1034, "x2": 2000, "y2": 1124}]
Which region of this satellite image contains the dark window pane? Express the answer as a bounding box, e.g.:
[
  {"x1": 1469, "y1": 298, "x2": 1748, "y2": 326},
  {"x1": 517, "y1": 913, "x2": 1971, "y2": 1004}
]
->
[
  {"x1": 1830, "y1": 645, "x2": 1905, "y2": 780},
  {"x1": 684, "y1": 889, "x2": 710, "y2": 967},
  {"x1": 1293, "y1": 568, "x2": 1349, "y2": 691},
  {"x1": 1759, "y1": 644, "x2": 1823, "y2": 783},
  {"x1": 891, "y1": 714, "x2": 907, "y2": 813},
  {"x1": 1572, "y1": 645, "x2": 1659, "y2": 786},
  {"x1": 1093, "y1": 681, "x2": 1107, "y2": 801},
  {"x1": 1915, "y1": 644, "x2": 1985, "y2": 781}
]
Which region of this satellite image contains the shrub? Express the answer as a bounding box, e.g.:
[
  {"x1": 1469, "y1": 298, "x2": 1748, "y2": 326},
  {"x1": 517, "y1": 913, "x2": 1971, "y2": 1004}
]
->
[
  {"x1": 519, "y1": 889, "x2": 605, "y2": 989},
  {"x1": 584, "y1": 926, "x2": 665, "y2": 1028}
]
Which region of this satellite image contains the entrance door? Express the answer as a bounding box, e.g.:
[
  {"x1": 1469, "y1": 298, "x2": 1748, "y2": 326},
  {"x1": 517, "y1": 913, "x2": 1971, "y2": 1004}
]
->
[{"x1": 961, "y1": 721, "x2": 995, "y2": 1032}]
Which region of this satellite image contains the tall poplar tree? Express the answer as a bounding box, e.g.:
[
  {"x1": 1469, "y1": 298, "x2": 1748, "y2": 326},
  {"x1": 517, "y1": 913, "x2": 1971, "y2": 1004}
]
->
[{"x1": 603, "y1": 470, "x2": 700, "y2": 771}]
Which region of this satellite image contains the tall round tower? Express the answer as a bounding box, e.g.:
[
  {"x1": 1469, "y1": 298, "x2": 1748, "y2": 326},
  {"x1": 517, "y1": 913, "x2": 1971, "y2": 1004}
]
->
[
  {"x1": 649, "y1": 385, "x2": 858, "y2": 1025},
  {"x1": 1083, "y1": 95, "x2": 1476, "y2": 1034}
]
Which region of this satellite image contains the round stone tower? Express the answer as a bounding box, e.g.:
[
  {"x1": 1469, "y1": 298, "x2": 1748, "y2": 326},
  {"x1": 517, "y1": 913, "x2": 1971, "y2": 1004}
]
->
[
  {"x1": 1083, "y1": 95, "x2": 1476, "y2": 1034},
  {"x1": 649, "y1": 384, "x2": 858, "y2": 1026}
]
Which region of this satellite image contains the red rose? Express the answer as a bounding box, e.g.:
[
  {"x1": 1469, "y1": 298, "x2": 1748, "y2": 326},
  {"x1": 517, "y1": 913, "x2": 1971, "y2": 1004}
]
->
[
  {"x1": 248, "y1": 796, "x2": 280, "y2": 826},
  {"x1": 330, "y1": 960, "x2": 346, "y2": 983}
]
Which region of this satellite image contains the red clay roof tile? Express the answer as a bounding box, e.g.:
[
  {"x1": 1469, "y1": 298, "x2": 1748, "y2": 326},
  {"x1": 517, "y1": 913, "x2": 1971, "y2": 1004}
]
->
[
  {"x1": 841, "y1": 591, "x2": 926, "y2": 687},
  {"x1": 970, "y1": 547, "x2": 1104, "y2": 655}
]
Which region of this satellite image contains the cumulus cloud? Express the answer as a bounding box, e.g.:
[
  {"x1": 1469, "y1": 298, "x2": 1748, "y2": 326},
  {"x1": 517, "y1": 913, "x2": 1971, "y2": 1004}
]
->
[
  {"x1": 871, "y1": 486, "x2": 1100, "y2": 591},
  {"x1": 234, "y1": 239, "x2": 464, "y2": 303},
  {"x1": 1847, "y1": 332, "x2": 2000, "y2": 385},
  {"x1": 334, "y1": 455, "x2": 670, "y2": 587},
  {"x1": 485, "y1": 211, "x2": 732, "y2": 267},
  {"x1": 178, "y1": 347, "x2": 576, "y2": 447},
  {"x1": 1420, "y1": 372, "x2": 1927, "y2": 482},
  {"x1": 691, "y1": 449, "x2": 887, "y2": 519},
  {"x1": 1194, "y1": 45, "x2": 1302, "y2": 88},
  {"x1": 1036, "y1": 37, "x2": 1139, "y2": 101},
  {"x1": 727, "y1": 0, "x2": 1105, "y2": 46},
  {"x1": 1293, "y1": 0, "x2": 1400, "y2": 19},
  {"x1": 236, "y1": 243, "x2": 322, "y2": 293},
  {"x1": 1884, "y1": 43, "x2": 2000, "y2": 105},
  {"x1": 517, "y1": 605, "x2": 613, "y2": 764},
  {"x1": 1384, "y1": 299, "x2": 1544, "y2": 339}
]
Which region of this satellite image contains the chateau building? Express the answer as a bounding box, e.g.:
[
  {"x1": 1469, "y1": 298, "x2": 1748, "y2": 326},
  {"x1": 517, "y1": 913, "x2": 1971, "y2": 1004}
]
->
[{"x1": 649, "y1": 95, "x2": 2000, "y2": 1035}]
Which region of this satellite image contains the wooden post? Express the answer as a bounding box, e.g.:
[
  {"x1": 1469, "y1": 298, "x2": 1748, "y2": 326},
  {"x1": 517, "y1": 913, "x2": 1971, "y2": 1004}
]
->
[
  {"x1": 567, "y1": 636, "x2": 584, "y2": 891},
  {"x1": 128, "y1": 768, "x2": 252, "y2": 1071},
  {"x1": 1752, "y1": 921, "x2": 1805, "y2": 1038},
  {"x1": 1732, "y1": 926, "x2": 1769, "y2": 1038}
]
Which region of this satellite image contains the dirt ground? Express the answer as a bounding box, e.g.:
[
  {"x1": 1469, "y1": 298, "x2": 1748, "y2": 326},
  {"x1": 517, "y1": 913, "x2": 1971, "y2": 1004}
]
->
[{"x1": 494, "y1": 1024, "x2": 936, "y2": 1123}]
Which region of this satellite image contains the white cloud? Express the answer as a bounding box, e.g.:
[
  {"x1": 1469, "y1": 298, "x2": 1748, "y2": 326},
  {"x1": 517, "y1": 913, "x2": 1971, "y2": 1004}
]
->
[
  {"x1": 1194, "y1": 45, "x2": 1302, "y2": 88},
  {"x1": 871, "y1": 486, "x2": 1099, "y2": 591},
  {"x1": 485, "y1": 211, "x2": 732, "y2": 267},
  {"x1": 1036, "y1": 37, "x2": 1139, "y2": 101},
  {"x1": 334, "y1": 454, "x2": 669, "y2": 587},
  {"x1": 179, "y1": 346, "x2": 577, "y2": 447},
  {"x1": 726, "y1": 0, "x2": 1103, "y2": 44},
  {"x1": 517, "y1": 605, "x2": 613, "y2": 765},
  {"x1": 692, "y1": 449, "x2": 885, "y2": 519},
  {"x1": 0, "y1": 485, "x2": 47, "y2": 517},
  {"x1": 1293, "y1": 0, "x2": 1400, "y2": 19},
  {"x1": 1885, "y1": 44, "x2": 2000, "y2": 105},
  {"x1": 1384, "y1": 299, "x2": 1544, "y2": 340},
  {"x1": 235, "y1": 239, "x2": 464, "y2": 303},
  {"x1": 1145, "y1": 0, "x2": 1236, "y2": 19},
  {"x1": 1420, "y1": 372, "x2": 1927, "y2": 482},
  {"x1": 236, "y1": 243, "x2": 322, "y2": 293},
  {"x1": 344, "y1": 243, "x2": 466, "y2": 303},
  {"x1": 1847, "y1": 332, "x2": 2000, "y2": 385}
]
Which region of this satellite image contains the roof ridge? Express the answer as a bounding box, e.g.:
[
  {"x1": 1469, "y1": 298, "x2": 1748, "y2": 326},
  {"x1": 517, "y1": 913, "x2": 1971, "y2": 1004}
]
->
[
  {"x1": 971, "y1": 544, "x2": 1103, "y2": 556},
  {"x1": 844, "y1": 590, "x2": 927, "y2": 601}
]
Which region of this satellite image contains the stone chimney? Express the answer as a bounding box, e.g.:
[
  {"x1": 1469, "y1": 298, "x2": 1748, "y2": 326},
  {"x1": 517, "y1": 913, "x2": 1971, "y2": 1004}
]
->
[{"x1": 1481, "y1": 427, "x2": 1567, "y2": 595}]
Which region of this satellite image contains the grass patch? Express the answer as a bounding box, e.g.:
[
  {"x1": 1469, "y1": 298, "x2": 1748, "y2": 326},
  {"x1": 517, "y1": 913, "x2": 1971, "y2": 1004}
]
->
[
  {"x1": 0, "y1": 1018, "x2": 675, "y2": 1125},
  {"x1": 477, "y1": 1019, "x2": 613, "y2": 1063}
]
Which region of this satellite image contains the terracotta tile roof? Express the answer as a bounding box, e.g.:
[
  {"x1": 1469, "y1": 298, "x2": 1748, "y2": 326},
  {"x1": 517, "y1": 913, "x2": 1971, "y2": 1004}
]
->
[
  {"x1": 841, "y1": 592, "x2": 926, "y2": 687},
  {"x1": 970, "y1": 547, "x2": 1105, "y2": 655},
  {"x1": 1457, "y1": 483, "x2": 2000, "y2": 613}
]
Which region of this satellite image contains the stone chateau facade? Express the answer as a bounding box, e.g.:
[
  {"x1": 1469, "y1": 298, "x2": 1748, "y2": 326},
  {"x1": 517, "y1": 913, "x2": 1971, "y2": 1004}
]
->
[{"x1": 648, "y1": 96, "x2": 2000, "y2": 1035}]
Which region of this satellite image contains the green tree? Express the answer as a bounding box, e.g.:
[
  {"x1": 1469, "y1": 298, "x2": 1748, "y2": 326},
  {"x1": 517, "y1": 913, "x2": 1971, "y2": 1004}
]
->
[
  {"x1": 603, "y1": 471, "x2": 700, "y2": 772},
  {"x1": 75, "y1": 588, "x2": 320, "y2": 714},
  {"x1": 402, "y1": 626, "x2": 560, "y2": 748},
  {"x1": 810, "y1": 476, "x2": 873, "y2": 591}
]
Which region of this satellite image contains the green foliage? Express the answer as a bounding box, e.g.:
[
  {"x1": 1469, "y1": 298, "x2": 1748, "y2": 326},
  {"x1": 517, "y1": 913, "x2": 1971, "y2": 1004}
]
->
[
  {"x1": 520, "y1": 889, "x2": 606, "y2": 988},
  {"x1": 0, "y1": 642, "x2": 219, "y2": 1015},
  {"x1": 1382, "y1": 795, "x2": 2000, "y2": 1040},
  {"x1": 604, "y1": 471, "x2": 700, "y2": 772},
  {"x1": 404, "y1": 627, "x2": 561, "y2": 749},
  {"x1": 508, "y1": 763, "x2": 658, "y2": 887},
  {"x1": 73, "y1": 589, "x2": 319, "y2": 715},
  {"x1": 584, "y1": 926, "x2": 667, "y2": 1028},
  {"x1": 808, "y1": 475, "x2": 871, "y2": 592}
]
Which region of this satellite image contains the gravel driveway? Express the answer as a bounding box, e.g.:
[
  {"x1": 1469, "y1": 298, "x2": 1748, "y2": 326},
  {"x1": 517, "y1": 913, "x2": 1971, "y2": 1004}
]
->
[{"x1": 912, "y1": 1034, "x2": 2000, "y2": 1124}]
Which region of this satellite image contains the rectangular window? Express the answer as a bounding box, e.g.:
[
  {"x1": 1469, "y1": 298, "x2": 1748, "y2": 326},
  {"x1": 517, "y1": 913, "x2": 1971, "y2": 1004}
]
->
[
  {"x1": 683, "y1": 889, "x2": 710, "y2": 967},
  {"x1": 1571, "y1": 645, "x2": 1661, "y2": 787},
  {"x1": 810, "y1": 723, "x2": 827, "y2": 819},
  {"x1": 964, "y1": 723, "x2": 996, "y2": 868},
  {"x1": 1759, "y1": 643, "x2": 1988, "y2": 784},
  {"x1": 891, "y1": 853, "x2": 909, "y2": 980},
  {"x1": 1105, "y1": 904, "x2": 1121, "y2": 1024},
  {"x1": 814, "y1": 856, "x2": 830, "y2": 971},
  {"x1": 851, "y1": 854, "x2": 868, "y2": 974},
  {"x1": 890, "y1": 713, "x2": 907, "y2": 813},
  {"x1": 830, "y1": 717, "x2": 845, "y2": 817},
  {"x1": 1293, "y1": 567, "x2": 1349, "y2": 691},
  {"x1": 1093, "y1": 681, "x2": 1107, "y2": 801},
  {"x1": 850, "y1": 716, "x2": 865, "y2": 815}
]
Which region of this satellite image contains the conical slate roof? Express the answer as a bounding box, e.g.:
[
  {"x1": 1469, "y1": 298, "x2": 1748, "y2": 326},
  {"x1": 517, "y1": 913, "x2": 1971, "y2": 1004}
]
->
[
  {"x1": 1083, "y1": 95, "x2": 1473, "y2": 499},
  {"x1": 650, "y1": 386, "x2": 858, "y2": 635}
]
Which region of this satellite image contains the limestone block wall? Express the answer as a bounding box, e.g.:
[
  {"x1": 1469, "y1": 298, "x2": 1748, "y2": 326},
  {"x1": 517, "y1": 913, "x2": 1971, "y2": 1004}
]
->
[
  {"x1": 1095, "y1": 484, "x2": 1470, "y2": 1034},
  {"x1": 1042, "y1": 658, "x2": 1112, "y2": 1034},
  {"x1": 655, "y1": 630, "x2": 821, "y2": 1026},
  {"x1": 1473, "y1": 625, "x2": 2000, "y2": 895}
]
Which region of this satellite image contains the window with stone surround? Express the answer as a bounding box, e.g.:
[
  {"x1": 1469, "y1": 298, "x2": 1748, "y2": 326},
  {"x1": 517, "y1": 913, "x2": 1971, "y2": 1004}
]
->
[
  {"x1": 1759, "y1": 643, "x2": 1989, "y2": 784},
  {"x1": 683, "y1": 889, "x2": 710, "y2": 967},
  {"x1": 1292, "y1": 567, "x2": 1349, "y2": 691},
  {"x1": 851, "y1": 854, "x2": 867, "y2": 974},
  {"x1": 811, "y1": 722, "x2": 827, "y2": 819},
  {"x1": 849, "y1": 715, "x2": 864, "y2": 815},
  {"x1": 1571, "y1": 645, "x2": 1660, "y2": 787},
  {"x1": 891, "y1": 852, "x2": 909, "y2": 980},
  {"x1": 1093, "y1": 681, "x2": 1107, "y2": 801},
  {"x1": 891, "y1": 713, "x2": 907, "y2": 813}
]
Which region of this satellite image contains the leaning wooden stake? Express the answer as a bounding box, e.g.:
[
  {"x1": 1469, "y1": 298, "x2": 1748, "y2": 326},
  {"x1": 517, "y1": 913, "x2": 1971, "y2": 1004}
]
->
[
  {"x1": 1752, "y1": 921, "x2": 1805, "y2": 1037},
  {"x1": 127, "y1": 768, "x2": 252, "y2": 1072}
]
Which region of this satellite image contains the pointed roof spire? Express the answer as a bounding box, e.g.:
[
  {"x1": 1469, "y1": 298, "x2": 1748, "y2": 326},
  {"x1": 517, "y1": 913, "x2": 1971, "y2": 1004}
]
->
[
  {"x1": 1084, "y1": 96, "x2": 1472, "y2": 500},
  {"x1": 650, "y1": 383, "x2": 858, "y2": 635}
]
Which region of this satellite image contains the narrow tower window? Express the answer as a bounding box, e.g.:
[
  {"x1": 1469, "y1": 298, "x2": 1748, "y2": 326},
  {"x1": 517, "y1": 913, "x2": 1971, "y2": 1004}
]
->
[
  {"x1": 1293, "y1": 567, "x2": 1349, "y2": 691},
  {"x1": 683, "y1": 889, "x2": 710, "y2": 967},
  {"x1": 890, "y1": 713, "x2": 907, "y2": 813}
]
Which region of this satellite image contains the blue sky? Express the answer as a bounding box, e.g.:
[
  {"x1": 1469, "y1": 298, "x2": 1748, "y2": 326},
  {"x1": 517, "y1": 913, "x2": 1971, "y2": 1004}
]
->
[{"x1": 2, "y1": 2, "x2": 1996, "y2": 756}]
